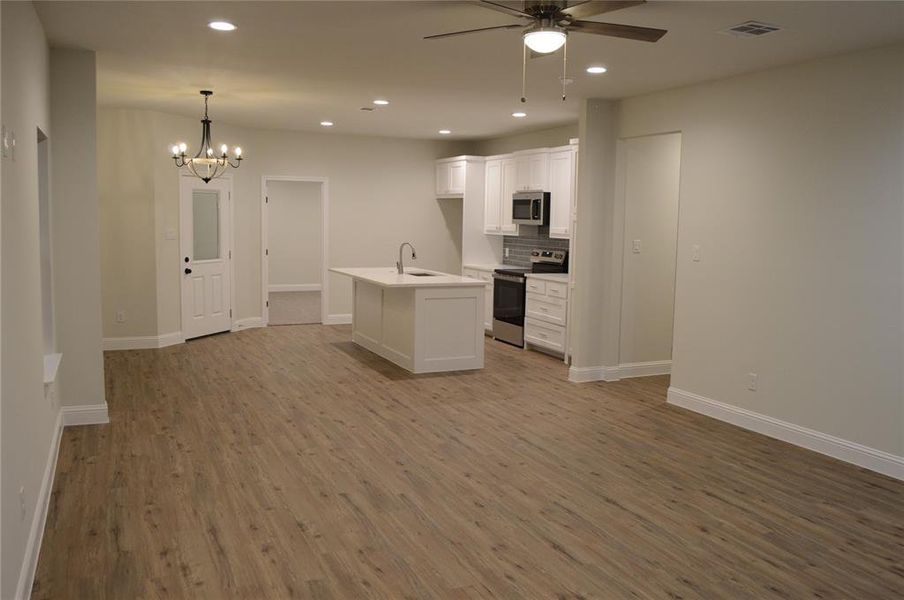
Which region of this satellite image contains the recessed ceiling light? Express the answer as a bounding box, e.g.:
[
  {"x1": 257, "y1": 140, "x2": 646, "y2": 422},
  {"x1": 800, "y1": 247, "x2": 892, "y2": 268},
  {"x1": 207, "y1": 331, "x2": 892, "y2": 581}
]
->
[
  {"x1": 320, "y1": 121, "x2": 334, "y2": 127},
  {"x1": 586, "y1": 65, "x2": 608, "y2": 74},
  {"x1": 512, "y1": 111, "x2": 527, "y2": 118},
  {"x1": 438, "y1": 129, "x2": 451, "y2": 135},
  {"x1": 208, "y1": 21, "x2": 236, "y2": 31},
  {"x1": 373, "y1": 99, "x2": 390, "y2": 106}
]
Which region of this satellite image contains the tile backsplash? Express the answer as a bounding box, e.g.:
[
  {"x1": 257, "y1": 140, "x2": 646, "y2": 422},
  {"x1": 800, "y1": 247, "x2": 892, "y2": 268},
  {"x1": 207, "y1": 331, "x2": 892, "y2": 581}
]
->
[{"x1": 503, "y1": 226, "x2": 570, "y2": 268}]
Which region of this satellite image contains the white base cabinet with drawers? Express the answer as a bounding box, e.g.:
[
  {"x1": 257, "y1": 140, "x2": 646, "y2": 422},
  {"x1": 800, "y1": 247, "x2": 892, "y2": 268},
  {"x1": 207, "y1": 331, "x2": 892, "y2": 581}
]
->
[{"x1": 524, "y1": 274, "x2": 569, "y2": 355}]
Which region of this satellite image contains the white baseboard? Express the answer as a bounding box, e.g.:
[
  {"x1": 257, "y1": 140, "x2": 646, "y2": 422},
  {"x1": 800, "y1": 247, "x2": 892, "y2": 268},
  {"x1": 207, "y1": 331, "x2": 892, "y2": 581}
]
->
[
  {"x1": 618, "y1": 360, "x2": 671, "y2": 379},
  {"x1": 15, "y1": 410, "x2": 63, "y2": 599},
  {"x1": 103, "y1": 332, "x2": 183, "y2": 351},
  {"x1": 16, "y1": 403, "x2": 112, "y2": 597},
  {"x1": 568, "y1": 365, "x2": 620, "y2": 383},
  {"x1": 568, "y1": 361, "x2": 671, "y2": 383},
  {"x1": 667, "y1": 387, "x2": 904, "y2": 481},
  {"x1": 323, "y1": 313, "x2": 352, "y2": 325},
  {"x1": 232, "y1": 317, "x2": 264, "y2": 331},
  {"x1": 268, "y1": 284, "x2": 321, "y2": 293},
  {"x1": 61, "y1": 403, "x2": 110, "y2": 426}
]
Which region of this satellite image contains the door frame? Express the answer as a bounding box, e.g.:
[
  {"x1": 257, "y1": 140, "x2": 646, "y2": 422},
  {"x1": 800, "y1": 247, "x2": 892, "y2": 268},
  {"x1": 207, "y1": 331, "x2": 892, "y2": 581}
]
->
[
  {"x1": 260, "y1": 175, "x2": 330, "y2": 325},
  {"x1": 179, "y1": 172, "x2": 235, "y2": 337}
]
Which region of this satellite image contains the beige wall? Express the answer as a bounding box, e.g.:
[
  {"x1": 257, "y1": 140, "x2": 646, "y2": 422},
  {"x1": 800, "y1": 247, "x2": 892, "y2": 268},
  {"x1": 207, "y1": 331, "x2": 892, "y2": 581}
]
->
[
  {"x1": 99, "y1": 108, "x2": 466, "y2": 336},
  {"x1": 612, "y1": 44, "x2": 903, "y2": 456},
  {"x1": 617, "y1": 133, "x2": 681, "y2": 365},
  {"x1": 267, "y1": 180, "x2": 322, "y2": 286},
  {"x1": 1, "y1": 3, "x2": 54, "y2": 596},
  {"x1": 469, "y1": 122, "x2": 578, "y2": 155}
]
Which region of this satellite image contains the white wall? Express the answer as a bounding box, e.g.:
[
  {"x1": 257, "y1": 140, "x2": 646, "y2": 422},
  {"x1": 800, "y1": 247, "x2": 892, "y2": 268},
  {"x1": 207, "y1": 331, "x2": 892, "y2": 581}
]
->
[
  {"x1": 617, "y1": 133, "x2": 681, "y2": 366},
  {"x1": 614, "y1": 44, "x2": 904, "y2": 458},
  {"x1": 99, "y1": 108, "x2": 466, "y2": 336},
  {"x1": 267, "y1": 180, "x2": 321, "y2": 286},
  {"x1": 49, "y1": 48, "x2": 105, "y2": 410},
  {"x1": 1, "y1": 3, "x2": 54, "y2": 596}
]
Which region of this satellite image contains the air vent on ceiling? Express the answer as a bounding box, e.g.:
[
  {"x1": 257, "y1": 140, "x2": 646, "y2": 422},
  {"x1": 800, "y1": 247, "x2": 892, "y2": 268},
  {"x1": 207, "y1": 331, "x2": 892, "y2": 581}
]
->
[
  {"x1": 721, "y1": 21, "x2": 781, "y2": 38},
  {"x1": 360, "y1": 107, "x2": 375, "y2": 112}
]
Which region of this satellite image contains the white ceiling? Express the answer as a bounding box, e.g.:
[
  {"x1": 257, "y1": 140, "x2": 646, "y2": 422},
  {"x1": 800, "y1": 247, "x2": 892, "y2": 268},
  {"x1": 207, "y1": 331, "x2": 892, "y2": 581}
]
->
[{"x1": 35, "y1": 1, "x2": 904, "y2": 140}]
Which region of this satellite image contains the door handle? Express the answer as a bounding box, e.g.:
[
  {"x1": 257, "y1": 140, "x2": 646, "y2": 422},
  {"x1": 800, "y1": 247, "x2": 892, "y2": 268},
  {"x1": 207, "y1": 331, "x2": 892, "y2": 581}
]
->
[{"x1": 184, "y1": 268, "x2": 192, "y2": 274}]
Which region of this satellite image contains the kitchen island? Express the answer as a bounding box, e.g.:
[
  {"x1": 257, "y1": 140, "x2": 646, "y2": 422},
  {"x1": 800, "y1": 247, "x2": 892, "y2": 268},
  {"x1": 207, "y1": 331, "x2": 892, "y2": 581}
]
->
[{"x1": 330, "y1": 267, "x2": 487, "y2": 373}]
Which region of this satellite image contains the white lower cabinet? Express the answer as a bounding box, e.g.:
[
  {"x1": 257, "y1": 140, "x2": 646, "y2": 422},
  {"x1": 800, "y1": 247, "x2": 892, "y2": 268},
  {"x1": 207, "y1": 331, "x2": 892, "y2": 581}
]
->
[
  {"x1": 524, "y1": 275, "x2": 568, "y2": 354},
  {"x1": 525, "y1": 318, "x2": 566, "y2": 353},
  {"x1": 463, "y1": 267, "x2": 494, "y2": 332}
]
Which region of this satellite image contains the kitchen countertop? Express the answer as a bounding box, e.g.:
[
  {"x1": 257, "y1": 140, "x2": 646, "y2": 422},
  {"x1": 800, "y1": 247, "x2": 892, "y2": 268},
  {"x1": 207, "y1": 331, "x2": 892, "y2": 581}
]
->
[
  {"x1": 330, "y1": 267, "x2": 485, "y2": 288},
  {"x1": 525, "y1": 272, "x2": 570, "y2": 283},
  {"x1": 462, "y1": 263, "x2": 507, "y2": 272}
]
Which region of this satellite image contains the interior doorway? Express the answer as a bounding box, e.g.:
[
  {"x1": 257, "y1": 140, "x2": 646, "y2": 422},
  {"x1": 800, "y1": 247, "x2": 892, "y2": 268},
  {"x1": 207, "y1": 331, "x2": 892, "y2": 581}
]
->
[
  {"x1": 615, "y1": 132, "x2": 682, "y2": 378},
  {"x1": 261, "y1": 177, "x2": 329, "y2": 326},
  {"x1": 179, "y1": 174, "x2": 234, "y2": 340}
]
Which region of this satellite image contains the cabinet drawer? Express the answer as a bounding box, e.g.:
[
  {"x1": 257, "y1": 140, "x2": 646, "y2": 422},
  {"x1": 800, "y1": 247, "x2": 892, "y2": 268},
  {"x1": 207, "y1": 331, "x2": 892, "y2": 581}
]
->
[
  {"x1": 525, "y1": 318, "x2": 565, "y2": 353},
  {"x1": 526, "y1": 293, "x2": 566, "y2": 326},
  {"x1": 525, "y1": 278, "x2": 546, "y2": 295},
  {"x1": 546, "y1": 280, "x2": 568, "y2": 299}
]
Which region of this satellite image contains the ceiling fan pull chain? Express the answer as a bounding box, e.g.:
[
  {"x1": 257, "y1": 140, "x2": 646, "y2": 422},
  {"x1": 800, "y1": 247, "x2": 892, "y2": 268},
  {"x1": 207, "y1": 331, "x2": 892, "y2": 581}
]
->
[
  {"x1": 521, "y1": 42, "x2": 527, "y2": 103},
  {"x1": 562, "y1": 36, "x2": 568, "y2": 101}
]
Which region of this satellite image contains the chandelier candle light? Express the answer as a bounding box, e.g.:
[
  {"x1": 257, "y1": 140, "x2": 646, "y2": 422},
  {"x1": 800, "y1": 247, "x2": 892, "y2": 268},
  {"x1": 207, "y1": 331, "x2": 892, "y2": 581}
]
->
[{"x1": 171, "y1": 90, "x2": 242, "y2": 183}]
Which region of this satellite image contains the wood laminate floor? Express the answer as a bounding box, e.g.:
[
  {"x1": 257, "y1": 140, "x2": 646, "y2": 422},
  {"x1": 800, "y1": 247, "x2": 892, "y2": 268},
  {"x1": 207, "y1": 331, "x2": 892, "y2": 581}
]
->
[{"x1": 33, "y1": 325, "x2": 904, "y2": 599}]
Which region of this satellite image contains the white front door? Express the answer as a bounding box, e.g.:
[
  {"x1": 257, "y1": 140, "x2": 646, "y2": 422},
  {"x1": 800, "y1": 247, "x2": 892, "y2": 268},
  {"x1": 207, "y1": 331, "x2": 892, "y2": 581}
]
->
[{"x1": 180, "y1": 176, "x2": 232, "y2": 339}]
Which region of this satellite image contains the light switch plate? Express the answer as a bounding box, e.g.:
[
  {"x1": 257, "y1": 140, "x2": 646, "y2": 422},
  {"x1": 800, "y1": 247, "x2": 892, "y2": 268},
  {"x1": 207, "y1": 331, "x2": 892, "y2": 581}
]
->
[
  {"x1": 692, "y1": 244, "x2": 702, "y2": 262},
  {"x1": 632, "y1": 239, "x2": 641, "y2": 254},
  {"x1": 164, "y1": 228, "x2": 177, "y2": 240}
]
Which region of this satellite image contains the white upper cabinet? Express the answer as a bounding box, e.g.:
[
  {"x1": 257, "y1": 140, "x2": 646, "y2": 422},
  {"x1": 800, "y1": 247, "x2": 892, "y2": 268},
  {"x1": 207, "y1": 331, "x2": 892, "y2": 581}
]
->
[
  {"x1": 483, "y1": 157, "x2": 519, "y2": 235},
  {"x1": 483, "y1": 159, "x2": 502, "y2": 233},
  {"x1": 514, "y1": 150, "x2": 549, "y2": 192},
  {"x1": 436, "y1": 158, "x2": 466, "y2": 197},
  {"x1": 548, "y1": 146, "x2": 576, "y2": 239}
]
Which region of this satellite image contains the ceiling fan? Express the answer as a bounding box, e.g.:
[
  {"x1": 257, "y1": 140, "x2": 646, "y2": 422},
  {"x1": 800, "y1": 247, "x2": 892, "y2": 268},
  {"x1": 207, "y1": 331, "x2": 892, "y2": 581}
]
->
[
  {"x1": 425, "y1": 1, "x2": 666, "y2": 102},
  {"x1": 425, "y1": 1, "x2": 667, "y2": 53}
]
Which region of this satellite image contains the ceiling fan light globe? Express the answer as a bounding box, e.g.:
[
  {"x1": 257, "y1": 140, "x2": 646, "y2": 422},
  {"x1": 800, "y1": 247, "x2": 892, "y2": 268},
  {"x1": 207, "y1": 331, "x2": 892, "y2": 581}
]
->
[{"x1": 523, "y1": 29, "x2": 566, "y2": 54}]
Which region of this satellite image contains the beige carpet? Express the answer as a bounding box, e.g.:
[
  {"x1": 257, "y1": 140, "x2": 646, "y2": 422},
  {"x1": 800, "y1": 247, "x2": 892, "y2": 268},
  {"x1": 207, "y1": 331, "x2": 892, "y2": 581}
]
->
[{"x1": 268, "y1": 291, "x2": 321, "y2": 325}]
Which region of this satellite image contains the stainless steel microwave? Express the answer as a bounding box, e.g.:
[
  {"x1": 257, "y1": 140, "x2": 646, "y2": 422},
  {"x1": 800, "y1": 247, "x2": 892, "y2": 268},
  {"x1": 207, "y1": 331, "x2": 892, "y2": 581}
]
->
[{"x1": 512, "y1": 191, "x2": 550, "y2": 226}]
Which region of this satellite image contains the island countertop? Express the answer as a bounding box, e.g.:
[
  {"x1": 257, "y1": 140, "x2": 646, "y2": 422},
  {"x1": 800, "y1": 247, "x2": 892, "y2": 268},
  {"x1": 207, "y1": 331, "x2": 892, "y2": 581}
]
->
[{"x1": 330, "y1": 267, "x2": 485, "y2": 288}]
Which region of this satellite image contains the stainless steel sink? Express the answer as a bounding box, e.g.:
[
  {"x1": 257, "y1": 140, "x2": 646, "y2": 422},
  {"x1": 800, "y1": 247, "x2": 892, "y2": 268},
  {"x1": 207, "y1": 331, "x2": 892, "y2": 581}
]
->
[{"x1": 406, "y1": 272, "x2": 437, "y2": 277}]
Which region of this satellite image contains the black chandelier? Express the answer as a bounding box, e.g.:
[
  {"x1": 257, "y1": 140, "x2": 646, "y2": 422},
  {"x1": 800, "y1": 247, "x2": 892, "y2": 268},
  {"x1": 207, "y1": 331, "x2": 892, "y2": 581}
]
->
[{"x1": 171, "y1": 90, "x2": 242, "y2": 183}]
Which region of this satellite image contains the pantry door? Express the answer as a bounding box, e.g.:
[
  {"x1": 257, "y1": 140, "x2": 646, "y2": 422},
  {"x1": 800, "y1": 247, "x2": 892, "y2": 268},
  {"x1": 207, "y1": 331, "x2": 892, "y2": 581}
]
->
[{"x1": 180, "y1": 175, "x2": 233, "y2": 339}]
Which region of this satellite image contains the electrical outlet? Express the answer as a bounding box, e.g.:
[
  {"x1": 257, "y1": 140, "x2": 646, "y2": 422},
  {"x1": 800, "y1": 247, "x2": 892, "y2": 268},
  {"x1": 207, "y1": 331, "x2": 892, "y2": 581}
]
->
[
  {"x1": 632, "y1": 239, "x2": 642, "y2": 254},
  {"x1": 692, "y1": 244, "x2": 702, "y2": 262},
  {"x1": 115, "y1": 310, "x2": 126, "y2": 323},
  {"x1": 747, "y1": 372, "x2": 758, "y2": 392},
  {"x1": 19, "y1": 486, "x2": 26, "y2": 521}
]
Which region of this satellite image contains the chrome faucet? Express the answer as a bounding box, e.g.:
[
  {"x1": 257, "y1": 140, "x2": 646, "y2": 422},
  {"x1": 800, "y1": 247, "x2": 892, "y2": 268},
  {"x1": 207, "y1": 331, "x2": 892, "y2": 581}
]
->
[{"x1": 396, "y1": 242, "x2": 417, "y2": 274}]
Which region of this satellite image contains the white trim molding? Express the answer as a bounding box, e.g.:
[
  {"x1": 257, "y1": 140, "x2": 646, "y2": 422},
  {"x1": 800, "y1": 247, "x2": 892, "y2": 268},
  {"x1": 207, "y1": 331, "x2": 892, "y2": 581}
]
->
[
  {"x1": 568, "y1": 361, "x2": 672, "y2": 383},
  {"x1": 667, "y1": 387, "x2": 904, "y2": 481},
  {"x1": 268, "y1": 283, "x2": 322, "y2": 293},
  {"x1": 15, "y1": 411, "x2": 63, "y2": 600},
  {"x1": 323, "y1": 313, "x2": 352, "y2": 326},
  {"x1": 103, "y1": 331, "x2": 184, "y2": 351},
  {"x1": 568, "y1": 365, "x2": 620, "y2": 383},
  {"x1": 61, "y1": 403, "x2": 110, "y2": 426},
  {"x1": 232, "y1": 317, "x2": 265, "y2": 331},
  {"x1": 618, "y1": 360, "x2": 671, "y2": 379}
]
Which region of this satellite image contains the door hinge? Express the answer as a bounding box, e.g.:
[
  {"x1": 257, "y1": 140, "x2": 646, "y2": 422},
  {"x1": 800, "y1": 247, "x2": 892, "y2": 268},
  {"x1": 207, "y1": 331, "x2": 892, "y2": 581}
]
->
[
  {"x1": 266, "y1": 300, "x2": 269, "y2": 308},
  {"x1": 230, "y1": 309, "x2": 233, "y2": 317},
  {"x1": 228, "y1": 250, "x2": 232, "y2": 259},
  {"x1": 265, "y1": 196, "x2": 269, "y2": 203},
  {"x1": 265, "y1": 248, "x2": 269, "y2": 256}
]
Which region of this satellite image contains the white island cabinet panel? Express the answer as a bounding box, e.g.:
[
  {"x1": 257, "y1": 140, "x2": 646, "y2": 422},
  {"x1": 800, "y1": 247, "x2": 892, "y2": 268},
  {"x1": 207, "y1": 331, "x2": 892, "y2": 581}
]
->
[{"x1": 332, "y1": 268, "x2": 485, "y2": 373}]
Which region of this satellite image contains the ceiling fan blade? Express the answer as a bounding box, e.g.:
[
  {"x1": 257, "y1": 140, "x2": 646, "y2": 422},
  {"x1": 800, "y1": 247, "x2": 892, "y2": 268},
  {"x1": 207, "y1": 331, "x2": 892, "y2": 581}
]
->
[
  {"x1": 424, "y1": 23, "x2": 524, "y2": 40},
  {"x1": 561, "y1": 1, "x2": 645, "y2": 20},
  {"x1": 569, "y1": 19, "x2": 667, "y2": 42},
  {"x1": 475, "y1": 0, "x2": 534, "y2": 19}
]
